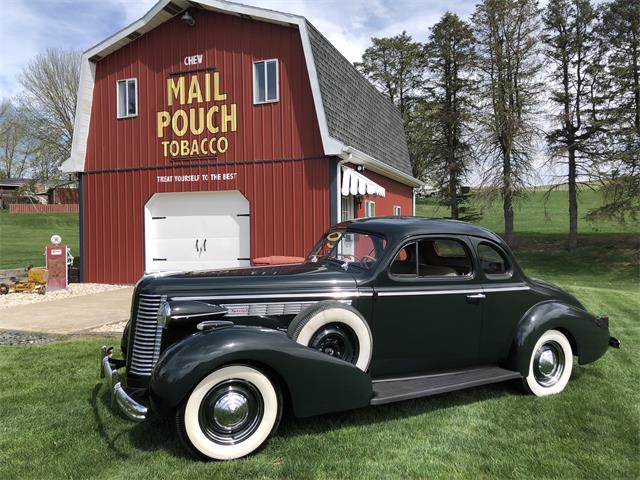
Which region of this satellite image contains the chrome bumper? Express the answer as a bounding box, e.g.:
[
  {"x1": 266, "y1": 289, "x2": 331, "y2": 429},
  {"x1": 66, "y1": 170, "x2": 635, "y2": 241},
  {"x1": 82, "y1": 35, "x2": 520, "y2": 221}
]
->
[{"x1": 100, "y1": 346, "x2": 148, "y2": 422}]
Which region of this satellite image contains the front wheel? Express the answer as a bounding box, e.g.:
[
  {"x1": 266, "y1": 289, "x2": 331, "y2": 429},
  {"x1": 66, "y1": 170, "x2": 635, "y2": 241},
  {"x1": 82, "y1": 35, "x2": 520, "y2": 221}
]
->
[
  {"x1": 176, "y1": 365, "x2": 282, "y2": 460},
  {"x1": 522, "y1": 329, "x2": 573, "y2": 396}
]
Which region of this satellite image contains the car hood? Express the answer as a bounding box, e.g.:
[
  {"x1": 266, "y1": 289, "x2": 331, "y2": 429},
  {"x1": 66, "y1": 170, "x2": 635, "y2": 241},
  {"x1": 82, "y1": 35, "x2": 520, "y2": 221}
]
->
[{"x1": 136, "y1": 262, "x2": 358, "y2": 298}]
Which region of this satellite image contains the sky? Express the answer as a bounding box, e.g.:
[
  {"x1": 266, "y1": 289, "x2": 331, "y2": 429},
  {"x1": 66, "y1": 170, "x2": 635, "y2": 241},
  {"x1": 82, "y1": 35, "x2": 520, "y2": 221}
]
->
[{"x1": 0, "y1": 0, "x2": 478, "y2": 98}]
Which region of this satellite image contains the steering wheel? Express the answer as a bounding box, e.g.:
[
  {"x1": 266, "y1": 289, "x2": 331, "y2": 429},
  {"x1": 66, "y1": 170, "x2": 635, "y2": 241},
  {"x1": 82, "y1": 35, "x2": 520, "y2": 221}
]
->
[{"x1": 359, "y1": 255, "x2": 376, "y2": 268}]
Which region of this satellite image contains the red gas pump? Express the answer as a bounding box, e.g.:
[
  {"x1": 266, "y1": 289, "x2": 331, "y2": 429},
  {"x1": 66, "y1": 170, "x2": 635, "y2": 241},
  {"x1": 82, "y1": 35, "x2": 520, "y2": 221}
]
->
[{"x1": 45, "y1": 234, "x2": 72, "y2": 291}]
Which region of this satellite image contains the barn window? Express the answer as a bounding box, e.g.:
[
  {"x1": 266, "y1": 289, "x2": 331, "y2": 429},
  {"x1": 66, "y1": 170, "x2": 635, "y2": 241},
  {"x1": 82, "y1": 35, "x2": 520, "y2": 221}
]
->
[
  {"x1": 253, "y1": 59, "x2": 279, "y2": 104},
  {"x1": 117, "y1": 78, "x2": 138, "y2": 118},
  {"x1": 393, "y1": 205, "x2": 401, "y2": 216},
  {"x1": 365, "y1": 200, "x2": 376, "y2": 217}
]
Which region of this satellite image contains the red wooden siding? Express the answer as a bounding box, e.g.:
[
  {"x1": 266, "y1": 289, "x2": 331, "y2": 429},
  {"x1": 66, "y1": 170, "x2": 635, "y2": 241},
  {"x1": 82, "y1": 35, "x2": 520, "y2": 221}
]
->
[
  {"x1": 84, "y1": 9, "x2": 324, "y2": 170},
  {"x1": 354, "y1": 168, "x2": 414, "y2": 218},
  {"x1": 82, "y1": 159, "x2": 329, "y2": 284}
]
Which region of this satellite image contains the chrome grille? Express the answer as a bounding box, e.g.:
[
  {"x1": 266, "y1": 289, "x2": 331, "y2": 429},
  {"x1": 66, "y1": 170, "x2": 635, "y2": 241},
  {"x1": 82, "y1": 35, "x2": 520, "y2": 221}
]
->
[
  {"x1": 219, "y1": 300, "x2": 351, "y2": 318},
  {"x1": 129, "y1": 294, "x2": 165, "y2": 376}
]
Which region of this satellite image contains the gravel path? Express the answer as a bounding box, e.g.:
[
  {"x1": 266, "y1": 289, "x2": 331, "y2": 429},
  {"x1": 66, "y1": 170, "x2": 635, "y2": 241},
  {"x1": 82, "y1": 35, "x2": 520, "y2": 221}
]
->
[
  {"x1": 0, "y1": 283, "x2": 128, "y2": 310},
  {"x1": 0, "y1": 331, "x2": 58, "y2": 346},
  {"x1": 89, "y1": 320, "x2": 127, "y2": 334}
]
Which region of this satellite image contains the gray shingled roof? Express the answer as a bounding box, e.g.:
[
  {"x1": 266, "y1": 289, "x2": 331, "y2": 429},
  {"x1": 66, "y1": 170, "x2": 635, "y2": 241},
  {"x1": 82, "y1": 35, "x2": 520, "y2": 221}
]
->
[{"x1": 306, "y1": 22, "x2": 413, "y2": 177}]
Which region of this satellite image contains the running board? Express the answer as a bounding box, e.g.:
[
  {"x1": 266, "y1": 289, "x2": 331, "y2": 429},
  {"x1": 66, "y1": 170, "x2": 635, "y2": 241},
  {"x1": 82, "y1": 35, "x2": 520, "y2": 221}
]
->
[{"x1": 370, "y1": 366, "x2": 522, "y2": 405}]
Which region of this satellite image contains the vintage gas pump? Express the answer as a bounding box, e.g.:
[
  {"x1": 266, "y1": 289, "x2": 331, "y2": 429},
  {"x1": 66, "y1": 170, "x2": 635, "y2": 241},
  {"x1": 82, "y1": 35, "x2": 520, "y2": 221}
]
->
[{"x1": 45, "y1": 234, "x2": 73, "y2": 291}]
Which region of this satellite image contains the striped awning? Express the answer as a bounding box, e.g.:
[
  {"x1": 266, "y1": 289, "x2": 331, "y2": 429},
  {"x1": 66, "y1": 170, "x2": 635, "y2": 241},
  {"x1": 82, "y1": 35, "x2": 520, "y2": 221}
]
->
[{"x1": 341, "y1": 167, "x2": 386, "y2": 197}]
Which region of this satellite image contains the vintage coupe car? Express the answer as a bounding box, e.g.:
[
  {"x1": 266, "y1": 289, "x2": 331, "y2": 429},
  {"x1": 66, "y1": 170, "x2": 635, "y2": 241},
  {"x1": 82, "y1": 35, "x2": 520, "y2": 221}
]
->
[{"x1": 100, "y1": 217, "x2": 619, "y2": 460}]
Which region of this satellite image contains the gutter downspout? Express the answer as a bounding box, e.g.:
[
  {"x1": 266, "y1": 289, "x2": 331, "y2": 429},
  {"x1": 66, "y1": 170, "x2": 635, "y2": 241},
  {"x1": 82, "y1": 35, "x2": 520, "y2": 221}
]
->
[{"x1": 336, "y1": 154, "x2": 352, "y2": 222}]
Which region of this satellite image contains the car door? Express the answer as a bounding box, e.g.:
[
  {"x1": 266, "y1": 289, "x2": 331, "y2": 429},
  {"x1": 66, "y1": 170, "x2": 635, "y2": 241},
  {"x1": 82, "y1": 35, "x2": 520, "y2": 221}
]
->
[{"x1": 369, "y1": 235, "x2": 484, "y2": 377}]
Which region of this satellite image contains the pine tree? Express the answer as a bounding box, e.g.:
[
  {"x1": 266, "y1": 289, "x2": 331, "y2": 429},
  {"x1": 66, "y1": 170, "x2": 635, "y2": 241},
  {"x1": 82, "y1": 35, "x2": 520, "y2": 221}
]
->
[
  {"x1": 355, "y1": 33, "x2": 428, "y2": 178},
  {"x1": 543, "y1": 0, "x2": 600, "y2": 250},
  {"x1": 424, "y1": 12, "x2": 480, "y2": 222},
  {"x1": 587, "y1": 0, "x2": 640, "y2": 221}
]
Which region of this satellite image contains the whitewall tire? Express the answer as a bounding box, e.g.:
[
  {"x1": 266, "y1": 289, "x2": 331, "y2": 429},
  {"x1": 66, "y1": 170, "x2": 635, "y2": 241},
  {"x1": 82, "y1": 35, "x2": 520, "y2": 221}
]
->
[
  {"x1": 288, "y1": 301, "x2": 373, "y2": 371},
  {"x1": 523, "y1": 329, "x2": 573, "y2": 397},
  {"x1": 177, "y1": 365, "x2": 282, "y2": 460}
]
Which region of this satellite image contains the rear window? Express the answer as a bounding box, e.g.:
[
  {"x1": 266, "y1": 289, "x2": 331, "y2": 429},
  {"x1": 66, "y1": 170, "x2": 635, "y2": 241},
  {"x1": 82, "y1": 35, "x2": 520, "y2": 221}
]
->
[{"x1": 478, "y1": 243, "x2": 510, "y2": 276}]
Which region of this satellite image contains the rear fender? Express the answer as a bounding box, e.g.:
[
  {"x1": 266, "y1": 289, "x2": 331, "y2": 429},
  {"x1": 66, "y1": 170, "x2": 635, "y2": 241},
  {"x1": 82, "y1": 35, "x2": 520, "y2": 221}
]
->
[
  {"x1": 506, "y1": 301, "x2": 610, "y2": 376},
  {"x1": 149, "y1": 326, "x2": 372, "y2": 418}
]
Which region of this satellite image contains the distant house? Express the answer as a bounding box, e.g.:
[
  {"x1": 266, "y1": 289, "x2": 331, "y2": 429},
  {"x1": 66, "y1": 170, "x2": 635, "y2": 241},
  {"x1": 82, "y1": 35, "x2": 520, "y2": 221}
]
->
[{"x1": 0, "y1": 178, "x2": 48, "y2": 208}]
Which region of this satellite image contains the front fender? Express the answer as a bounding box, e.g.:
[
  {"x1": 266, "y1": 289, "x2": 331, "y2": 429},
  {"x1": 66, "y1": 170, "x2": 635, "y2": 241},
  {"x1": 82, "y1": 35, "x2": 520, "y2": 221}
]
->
[
  {"x1": 149, "y1": 326, "x2": 372, "y2": 418},
  {"x1": 506, "y1": 301, "x2": 610, "y2": 376}
]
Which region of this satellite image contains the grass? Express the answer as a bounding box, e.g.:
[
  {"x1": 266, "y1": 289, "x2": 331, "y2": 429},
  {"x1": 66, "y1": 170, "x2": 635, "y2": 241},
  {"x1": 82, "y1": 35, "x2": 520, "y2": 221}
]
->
[
  {"x1": 0, "y1": 211, "x2": 79, "y2": 269},
  {"x1": 0, "y1": 191, "x2": 638, "y2": 479}
]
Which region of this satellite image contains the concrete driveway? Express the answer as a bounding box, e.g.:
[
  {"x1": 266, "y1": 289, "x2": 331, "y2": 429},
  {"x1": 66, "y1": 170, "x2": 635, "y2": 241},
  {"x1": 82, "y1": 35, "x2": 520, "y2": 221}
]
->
[{"x1": 0, "y1": 287, "x2": 133, "y2": 334}]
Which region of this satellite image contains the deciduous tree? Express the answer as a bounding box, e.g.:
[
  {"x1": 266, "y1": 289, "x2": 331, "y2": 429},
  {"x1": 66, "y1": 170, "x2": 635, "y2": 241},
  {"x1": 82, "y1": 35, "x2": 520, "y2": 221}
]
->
[{"x1": 473, "y1": 0, "x2": 544, "y2": 245}]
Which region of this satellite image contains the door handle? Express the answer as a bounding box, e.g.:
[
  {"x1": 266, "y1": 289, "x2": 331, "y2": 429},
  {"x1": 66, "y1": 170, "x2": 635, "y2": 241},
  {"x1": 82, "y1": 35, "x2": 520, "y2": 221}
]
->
[{"x1": 465, "y1": 293, "x2": 486, "y2": 303}]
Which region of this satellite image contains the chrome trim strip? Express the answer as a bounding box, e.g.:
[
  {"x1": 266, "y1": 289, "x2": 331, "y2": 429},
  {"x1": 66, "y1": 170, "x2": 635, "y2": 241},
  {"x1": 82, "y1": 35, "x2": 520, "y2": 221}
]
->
[
  {"x1": 173, "y1": 291, "x2": 361, "y2": 301},
  {"x1": 219, "y1": 300, "x2": 352, "y2": 318},
  {"x1": 377, "y1": 289, "x2": 483, "y2": 297},
  {"x1": 482, "y1": 286, "x2": 530, "y2": 293}
]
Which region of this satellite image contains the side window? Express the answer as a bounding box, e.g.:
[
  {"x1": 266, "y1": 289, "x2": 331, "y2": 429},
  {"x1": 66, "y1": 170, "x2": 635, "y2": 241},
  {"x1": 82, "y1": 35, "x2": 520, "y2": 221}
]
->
[
  {"x1": 389, "y1": 238, "x2": 473, "y2": 278},
  {"x1": 393, "y1": 205, "x2": 401, "y2": 216},
  {"x1": 253, "y1": 59, "x2": 279, "y2": 104},
  {"x1": 478, "y1": 243, "x2": 510, "y2": 276},
  {"x1": 117, "y1": 78, "x2": 137, "y2": 118}
]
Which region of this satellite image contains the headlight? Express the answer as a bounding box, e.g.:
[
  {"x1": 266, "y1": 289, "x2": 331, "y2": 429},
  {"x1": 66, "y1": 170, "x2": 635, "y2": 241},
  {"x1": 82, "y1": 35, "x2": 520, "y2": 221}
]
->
[{"x1": 157, "y1": 301, "x2": 171, "y2": 328}]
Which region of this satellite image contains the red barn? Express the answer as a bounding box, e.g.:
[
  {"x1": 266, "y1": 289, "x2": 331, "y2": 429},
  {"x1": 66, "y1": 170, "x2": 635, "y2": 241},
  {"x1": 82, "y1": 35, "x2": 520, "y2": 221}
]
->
[{"x1": 63, "y1": 0, "x2": 421, "y2": 284}]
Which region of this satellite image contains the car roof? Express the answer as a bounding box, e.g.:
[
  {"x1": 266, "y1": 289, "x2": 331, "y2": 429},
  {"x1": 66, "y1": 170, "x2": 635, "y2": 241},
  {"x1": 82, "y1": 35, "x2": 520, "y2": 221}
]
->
[{"x1": 338, "y1": 216, "x2": 506, "y2": 245}]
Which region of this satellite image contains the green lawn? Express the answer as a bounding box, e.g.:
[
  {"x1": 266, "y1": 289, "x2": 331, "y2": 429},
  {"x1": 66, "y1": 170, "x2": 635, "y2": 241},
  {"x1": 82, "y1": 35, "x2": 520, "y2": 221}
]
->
[
  {"x1": 0, "y1": 211, "x2": 79, "y2": 269},
  {"x1": 0, "y1": 192, "x2": 638, "y2": 479}
]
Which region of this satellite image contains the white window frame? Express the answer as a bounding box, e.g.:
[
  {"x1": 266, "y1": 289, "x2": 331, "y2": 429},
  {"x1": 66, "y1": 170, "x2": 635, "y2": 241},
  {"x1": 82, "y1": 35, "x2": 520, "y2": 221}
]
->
[
  {"x1": 253, "y1": 59, "x2": 279, "y2": 104},
  {"x1": 393, "y1": 205, "x2": 401, "y2": 216},
  {"x1": 341, "y1": 196, "x2": 354, "y2": 221},
  {"x1": 365, "y1": 200, "x2": 376, "y2": 217},
  {"x1": 116, "y1": 78, "x2": 138, "y2": 119}
]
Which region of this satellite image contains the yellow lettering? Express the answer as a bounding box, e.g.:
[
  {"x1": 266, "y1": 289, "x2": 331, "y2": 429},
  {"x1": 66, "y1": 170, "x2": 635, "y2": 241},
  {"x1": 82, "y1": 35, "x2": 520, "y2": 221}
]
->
[
  {"x1": 161, "y1": 140, "x2": 170, "y2": 157},
  {"x1": 209, "y1": 137, "x2": 217, "y2": 154},
  {"x1": 190, "y1": 139, "x2": 200, "y2": 156},
  {"x1": 205, "y1": 73, "x2": 211, "y2": 102},
  {"x1": 206, "y1": 106, "x2": 219, "y2": 133},
  {"x1": 189, "y1": 108, "x2": 205, "y2": 135},
  {"x1": 213, "y1": 72, "x2": 227, "y2": 101},
  {"x1": 187, "y1": 76, "x2": 203, "y2": 104},
  {"x1": 217, "y1": 136, "x2": 228, "y2": 153},
  {"x1": 200, "y1": 138, "x2": 209, "y2": 155},
  {"x1": 169, "y1": 141, "x2": 179, "y2": 157},
  {"x1": 167, "y1": 77, "x2": 185, "y2": 106},
  {"x1": 172, "y1": 109, "x2": 188, "y2": 137},
  {"x1": 157, "y1": 111, "x2": 170, "y2": 138},
  {"x1": 221, "y1": 104, "x2": 237, "y2": 133},
  {"x1": 180, "y1": 140, "x2": 190, "y2": 156}
]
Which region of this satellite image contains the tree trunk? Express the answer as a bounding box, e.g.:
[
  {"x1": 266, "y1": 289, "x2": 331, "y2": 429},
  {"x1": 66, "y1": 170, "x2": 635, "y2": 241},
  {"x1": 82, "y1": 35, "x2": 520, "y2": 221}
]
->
[
  {"x1": 449, "y1": 165, "x2": 459, "y2": 219},
  {"x1": 503, "y1": 151, "x2": 514, "y2": 246},
  {"x1": 568, "y1": 146, "x2": 578, "y2": 251}
]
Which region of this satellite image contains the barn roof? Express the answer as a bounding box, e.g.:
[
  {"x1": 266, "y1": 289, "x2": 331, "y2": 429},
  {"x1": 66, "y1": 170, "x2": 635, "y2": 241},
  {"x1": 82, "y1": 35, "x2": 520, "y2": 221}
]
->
[{"x1": 62, "y1": 0, "x2": 420, "y2": 187}]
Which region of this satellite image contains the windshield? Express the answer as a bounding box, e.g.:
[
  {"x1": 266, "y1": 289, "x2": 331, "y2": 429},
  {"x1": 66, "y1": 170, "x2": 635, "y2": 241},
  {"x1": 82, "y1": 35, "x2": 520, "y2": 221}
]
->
[{"x1": 306, "y1": 229, "x2": 387, "y2": 271}]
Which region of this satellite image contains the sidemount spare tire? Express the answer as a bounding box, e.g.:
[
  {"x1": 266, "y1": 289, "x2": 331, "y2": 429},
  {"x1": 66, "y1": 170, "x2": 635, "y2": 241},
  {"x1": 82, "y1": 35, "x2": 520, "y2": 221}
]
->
[{"x1": 287, "y1": 300, "x2": 373, "y2": 372}]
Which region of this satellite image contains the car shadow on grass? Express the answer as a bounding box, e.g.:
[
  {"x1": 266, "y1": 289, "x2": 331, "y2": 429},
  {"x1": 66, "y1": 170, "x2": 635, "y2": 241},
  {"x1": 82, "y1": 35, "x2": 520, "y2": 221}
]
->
[{"x1": 89, "y1": 377, "x2": 523, "y2": 460}]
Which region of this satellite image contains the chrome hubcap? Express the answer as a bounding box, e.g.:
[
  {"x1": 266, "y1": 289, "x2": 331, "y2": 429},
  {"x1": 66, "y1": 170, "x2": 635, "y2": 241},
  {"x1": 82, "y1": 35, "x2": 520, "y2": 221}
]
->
[
  {"x1": 213, "y1": 391, "x2": 250, "y2": 431},
  {"x1": 534, "y1": 341, "x2": 565, "y2": 387},
  {"x1": 199, "y1": 380, "x2": 264, "y2": 445}
]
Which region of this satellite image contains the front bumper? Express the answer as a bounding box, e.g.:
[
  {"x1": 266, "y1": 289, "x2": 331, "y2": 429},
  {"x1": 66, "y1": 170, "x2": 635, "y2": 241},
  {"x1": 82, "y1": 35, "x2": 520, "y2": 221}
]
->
[{"x1": 99, "y1": 346, "x2": 148, "y2": 422}]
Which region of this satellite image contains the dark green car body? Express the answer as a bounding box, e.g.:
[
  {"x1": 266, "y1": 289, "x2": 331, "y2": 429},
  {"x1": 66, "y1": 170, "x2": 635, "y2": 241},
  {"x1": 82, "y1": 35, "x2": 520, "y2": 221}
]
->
[{"x1": 117, "y1": 217, "x2": 614, "y2": 420}]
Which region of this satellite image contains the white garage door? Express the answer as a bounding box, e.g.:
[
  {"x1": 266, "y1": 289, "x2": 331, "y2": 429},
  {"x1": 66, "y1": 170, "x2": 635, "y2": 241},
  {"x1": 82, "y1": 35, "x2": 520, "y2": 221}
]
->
[{"x1": 144, "y1": 190, "x2": 250, "y2": 273}]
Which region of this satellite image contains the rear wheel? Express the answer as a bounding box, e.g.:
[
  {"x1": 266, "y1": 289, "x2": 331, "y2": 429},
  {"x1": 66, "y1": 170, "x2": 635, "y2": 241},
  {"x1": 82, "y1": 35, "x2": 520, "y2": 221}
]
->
[
  {"x1": 522, "y1": 329, "x2": 573, "y2": 396},
  {"x1": 176, "y1": 365, "x2": 282, "y2": 460}
]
